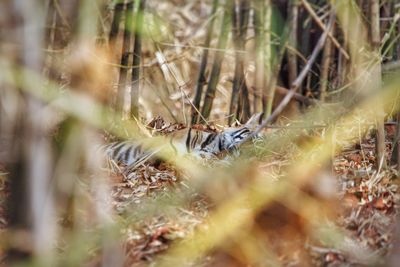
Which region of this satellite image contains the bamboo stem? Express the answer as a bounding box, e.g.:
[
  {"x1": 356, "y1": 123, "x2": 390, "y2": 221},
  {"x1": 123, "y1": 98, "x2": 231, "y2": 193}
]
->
[
  {"x1": 370, "y1": 0, "x2": 386, "y2": 169},
  {"x1": 320, "y1": 23, "x2": 335, "y2": 102},
  {"x1": 252, "y1": 0, "x2": 265, "y2": 113},
  {"x1": 229, "y1": 0, "x2": 250, "y2": 124},
  {"x1": 287, "y1": 0, "x2": 299, "y2": 86},
  {"x1": 130, "y1": 0, "x2": 146, "y2": 119},
  {"x1": 191, "y1": 0, "x2": 219, "y2": 125},
  {"x1": 7, "y1": 0, "x2": 55, "y2": 262},
  {"x1": 262, "y1": 0, "x2": 272, "y2": 114},
  {"x1": 391, "y1": 4, "x2": 400, "y2": 172},
  {"x1": 108, "y1": 1, "x2": 124, "y2": 45},
  {"x1": 264, "y1": 14, "x2": 288, "y2": 118},
  {"x1": 239, "y1": 0, "x2": 251, "y2": 122},
  {"x1": 201, "y1": 0, "x2": 232, "y2": 121},
  {"x1": 42, "y1": 0, "x2": 57, "y2": 79},
  {"x1": 116, "y1": 1, "x2": 134, "y2": 113}
]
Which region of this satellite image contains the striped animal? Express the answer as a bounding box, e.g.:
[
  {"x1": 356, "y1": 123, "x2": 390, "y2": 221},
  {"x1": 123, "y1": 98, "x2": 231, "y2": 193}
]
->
[{"x1": 103, "y1": 113, "x2": 263, "y2": 168}]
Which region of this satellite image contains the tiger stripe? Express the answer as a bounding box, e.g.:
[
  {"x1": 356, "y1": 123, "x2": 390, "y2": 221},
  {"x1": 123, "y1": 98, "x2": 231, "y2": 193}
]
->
[{"x1": 102, "y1": 113, "x2": 264, "y2": 168}]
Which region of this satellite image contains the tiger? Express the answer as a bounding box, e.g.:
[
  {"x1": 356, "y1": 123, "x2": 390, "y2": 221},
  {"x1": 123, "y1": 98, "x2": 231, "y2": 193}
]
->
[{"x1": 103, "y1": 113, "x2": 264, "y2": 169}]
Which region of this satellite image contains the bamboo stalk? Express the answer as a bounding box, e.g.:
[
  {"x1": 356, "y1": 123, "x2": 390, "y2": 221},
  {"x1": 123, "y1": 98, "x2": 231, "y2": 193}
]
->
[
  {"x1": 300, "y1": 3, "x2": 311, "y2": 59},
  {"x1": 370, "y1": 0, "x2": 386, "y2": 169},
  {"x1": 191, "y1": 0, "x2": 219, "y2": 125},
  {"x1": 264, "y1": 6, "x2": 289, "y2": 118},
  {"x1": 107, "y1": 1, "x2": 124, "y2": 107},
  {"x1": 229, "y1": 1, "x2": 240, "y2": 123},
  {"x1": 108, "y1": 0, "x2": 125, "y2": 44},
  {"x1": 371, "y1": 0, "x2": 381, "y2": 48},
  {"x1": 116, "y1": 1, "x2": 133, "y2": 113},
  {"x1": 228, "y1": 2, "x2": 243, "y2": 124},
  {"x1": 7, "y1": 0, "x2": 55, "y2": 263},
  {"x1": 201, "y1": 0, "x2": 232, "y2": 121},
  {"x1": 299, "y1": 3, "x2": 311, "y2": 97},
  {"x1": 337, "y1": 46, "x2": 348, "y2": 89},
  {"x1": 381, "y1": 0, "x2": 393, "y2": 39},
  {"x1": 238, "y1": 0, "x2": 251, "y2": 123},
  {"x1": 319, "y1": 22, "x2": 335, "y2": 102},
  {"x1": 42, "y1": 0, "x2": 57, "y2": 79},
  {"x1": 238, "y1": 0, "x2": 251, "y2": 122},
  {"x1": 262, "y1": 0, "x2": 273, "y2": 115},
  {"x1": 287, "y1": 0, "x2": 299, "y2": 86},
  {"x1": 391, "y1": 113, "x2": 400, "y2": 169},
  {"x1": 385, "y1": 6, "x2": 400, "y2": 263},
  {"x1": 391, "y1": 4, "x2": 400, "y2": 172},
  {"x1": 130, "y1": 0, "x2": 146, "y2": 119},
  {"x1": 252, "y1": 0, "x2": 265, "y2": 113},
  {"x1": 7, "y1": 107, "x2": 32, "y2": 263},
  {"x1": 229, "y1": 0, "x2": 250, "y2": 124},
  {"x1": 239, "y1": 79, "x2": 251, "y2": 122}
]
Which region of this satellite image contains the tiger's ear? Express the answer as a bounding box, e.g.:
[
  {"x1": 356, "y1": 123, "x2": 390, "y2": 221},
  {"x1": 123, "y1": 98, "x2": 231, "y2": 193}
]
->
[{"x1": 244, "y1": 112, "x2": 264, "y2": 129}]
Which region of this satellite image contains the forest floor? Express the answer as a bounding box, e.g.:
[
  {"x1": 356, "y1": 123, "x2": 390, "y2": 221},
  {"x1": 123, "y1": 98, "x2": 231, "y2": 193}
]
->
[
  {"x1": 105, "y1": 123, "x2": 400, "y2": 266},
  {"x1": 0, "y1": 124, "x2": 399, "y2": 266}
]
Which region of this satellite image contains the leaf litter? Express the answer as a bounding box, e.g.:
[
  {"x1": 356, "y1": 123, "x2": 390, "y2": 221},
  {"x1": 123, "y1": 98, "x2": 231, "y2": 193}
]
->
[{"x1": 95, "y1": 117, "x2": 400, "y2": 266}]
